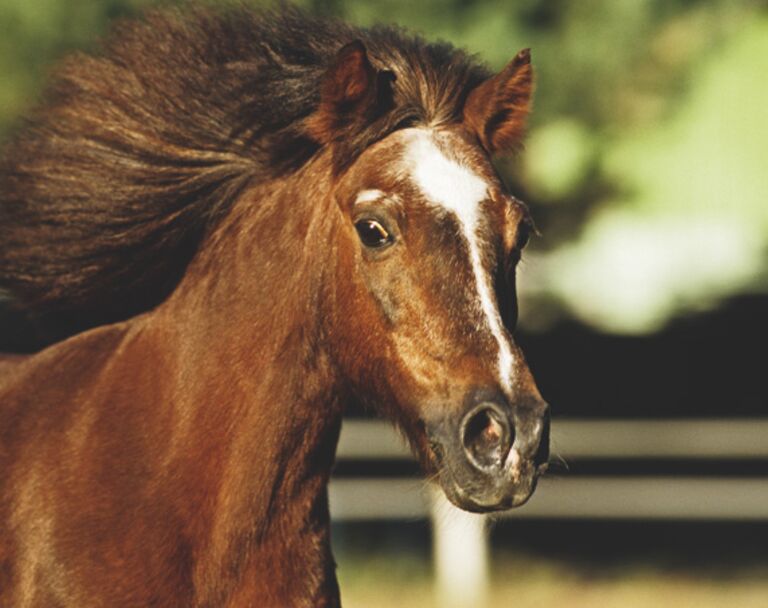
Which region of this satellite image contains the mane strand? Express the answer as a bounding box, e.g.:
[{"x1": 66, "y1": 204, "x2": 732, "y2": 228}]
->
[{"x1": 0, "y1": 5, "x2": 490, "y2": 346}]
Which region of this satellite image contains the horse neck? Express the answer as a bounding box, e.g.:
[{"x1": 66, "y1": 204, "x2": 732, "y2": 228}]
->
[{"x1": 139, "y1": 165, "x2": 344, "y2": 598}]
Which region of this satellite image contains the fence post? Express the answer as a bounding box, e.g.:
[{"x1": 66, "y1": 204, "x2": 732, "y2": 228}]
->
[{"x1": 430, "y1": 488, "x2": 489, "y2": 608}]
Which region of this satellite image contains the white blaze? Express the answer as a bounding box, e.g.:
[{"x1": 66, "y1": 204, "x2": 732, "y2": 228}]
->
[
  {"x1": 405, "y1": 130, "x2": 515, "y2": 394},
  {"x1": 354, "y1": 189, "x2": 386, "y2": 206}
]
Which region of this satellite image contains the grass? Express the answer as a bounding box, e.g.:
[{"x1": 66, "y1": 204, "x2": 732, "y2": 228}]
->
[{"x1": 336, "y1": 549, "x2": 768, "y2": 608}]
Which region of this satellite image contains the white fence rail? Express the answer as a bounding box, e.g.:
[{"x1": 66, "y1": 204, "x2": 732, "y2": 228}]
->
[
  {"x1": 336, "y1": 418, "x2": 768, "y2": 461},
  {"x1": 330, "y1": 476, "x2": 768, "y2": 521}
]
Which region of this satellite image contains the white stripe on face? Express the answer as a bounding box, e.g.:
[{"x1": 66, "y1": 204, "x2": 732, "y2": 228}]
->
[
  {"x1": 405, "y1": 129, "x2": 515, "y2": 394},
  {"x1": 354, "y1": 189, "x2": 386, "y2": 206}
]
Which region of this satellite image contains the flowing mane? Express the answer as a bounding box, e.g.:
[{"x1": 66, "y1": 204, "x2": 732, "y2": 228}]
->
[{"x1": 0, "y1": 5, "x2": 490, "y2": 342}]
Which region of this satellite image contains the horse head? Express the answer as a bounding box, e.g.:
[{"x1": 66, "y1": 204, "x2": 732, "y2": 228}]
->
[{"x1": 314, "y1": 42, "x2": 549, "y2": 512}]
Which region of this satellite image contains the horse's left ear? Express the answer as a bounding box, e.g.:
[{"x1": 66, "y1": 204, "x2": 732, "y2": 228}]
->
[
  {"x1": 306, "y1": 40, "x2": 380, "y2": 144},
  {"x1": 463, "y1": 49, "x2": 534, "y2": 155}
]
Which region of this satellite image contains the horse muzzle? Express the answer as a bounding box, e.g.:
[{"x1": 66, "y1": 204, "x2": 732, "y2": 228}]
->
[{"x1": 427, "y1": 389, "x2": 550, "y2": 513}]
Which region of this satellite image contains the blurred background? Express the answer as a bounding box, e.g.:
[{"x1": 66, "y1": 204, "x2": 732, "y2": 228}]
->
[{"x1": 1, "y1": 0, "x2": 767, "y2": 606}]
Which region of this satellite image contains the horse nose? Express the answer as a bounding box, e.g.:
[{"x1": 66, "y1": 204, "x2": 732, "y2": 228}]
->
[{"x1": 460, "y1": 400, "x2": 514, "y2": 471}]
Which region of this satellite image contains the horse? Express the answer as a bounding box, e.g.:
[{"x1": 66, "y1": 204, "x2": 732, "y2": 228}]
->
[{"x1": 0, "y1": 6, "x2": 550, "y2": 606}]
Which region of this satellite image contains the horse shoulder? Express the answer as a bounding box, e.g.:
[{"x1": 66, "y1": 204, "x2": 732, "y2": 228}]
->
[
  {"x1": 0, "y1": 323, "x2": 133, "y2": 406},
  {"x1": 0, "y1": 319, "x2": 186, "y2": 605},
  {"x1": 0, "y1": 320, "x2": 168, "y2": 490},
  {"x1": 0, "y1": 353, "x2": 26, "y2": 382}
]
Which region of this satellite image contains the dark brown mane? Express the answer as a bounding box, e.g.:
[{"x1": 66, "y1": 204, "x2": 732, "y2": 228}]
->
[{"x1": 0, "y1": 5, "x2": 490, "y2": 343}]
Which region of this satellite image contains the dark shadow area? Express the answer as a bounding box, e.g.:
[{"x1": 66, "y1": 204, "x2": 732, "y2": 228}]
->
[
  {"x1": 0, "y1": 298, "x2": 43, "y2": 354},
  {"x1": 519, "y1": 293, "x2": 768, "y2": 418},
  {"x1": 492, "y1": 519, "x2": 768, "y2": 575}
]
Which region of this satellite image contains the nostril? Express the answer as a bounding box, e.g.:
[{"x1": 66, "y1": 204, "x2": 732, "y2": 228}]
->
[{"x1": 461, "y1": 403, "x2": 514, "y2": 470}]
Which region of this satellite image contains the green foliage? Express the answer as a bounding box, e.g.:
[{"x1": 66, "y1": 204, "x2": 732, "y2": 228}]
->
[
  {"x1": 524, "y1": 11, "x2": 768, "y2": 333},
  {"x1": 0, "y1": 0, "x2": 153, "y2": 137}
]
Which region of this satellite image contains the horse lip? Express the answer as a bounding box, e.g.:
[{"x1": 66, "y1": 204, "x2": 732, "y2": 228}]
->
[
  {"x1": 444, "y1": 477, "x2": 537, "y2": 513},
  {"x1": 438, "y1": 452, "x2": 544, "y2": 513}
]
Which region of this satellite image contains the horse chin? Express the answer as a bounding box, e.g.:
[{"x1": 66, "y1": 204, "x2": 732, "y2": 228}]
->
[{"x1": 436, "y1": 456, "x2": 545, "y2": 514}]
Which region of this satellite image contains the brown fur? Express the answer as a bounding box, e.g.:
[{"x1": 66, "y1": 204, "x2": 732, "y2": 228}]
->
[{"x1": 0, "y1": 6, "x2": 543, "y2": 607}]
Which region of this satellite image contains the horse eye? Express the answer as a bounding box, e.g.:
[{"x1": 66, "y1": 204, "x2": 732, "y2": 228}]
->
[{"x1": 354, "y1": 219, "x2": 392, "y2": 248}]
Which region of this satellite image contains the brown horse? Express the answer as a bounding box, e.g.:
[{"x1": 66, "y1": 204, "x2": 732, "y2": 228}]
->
[{"x1": 0, "y1": 6, "x2": 549, "y2": 607}]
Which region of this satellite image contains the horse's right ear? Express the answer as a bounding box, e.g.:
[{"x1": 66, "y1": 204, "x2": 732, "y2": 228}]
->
[
  {"x1": 306, "y1": 40, "x2": 379, "y2": 144},
  {"x1": 463, "y1": 49, "x2": 534, "y2": 155}
]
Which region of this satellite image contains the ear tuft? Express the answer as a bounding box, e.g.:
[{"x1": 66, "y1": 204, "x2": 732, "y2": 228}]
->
[
  {"x1": 513, "y1": 47, "x2": 531, "y2": 66},
  {"x1": 306, "y1": 40, "x2": 379, "y2": 144},
  {"x1": 463, "y1": 49, "x2": 534, "y2": 155}
]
